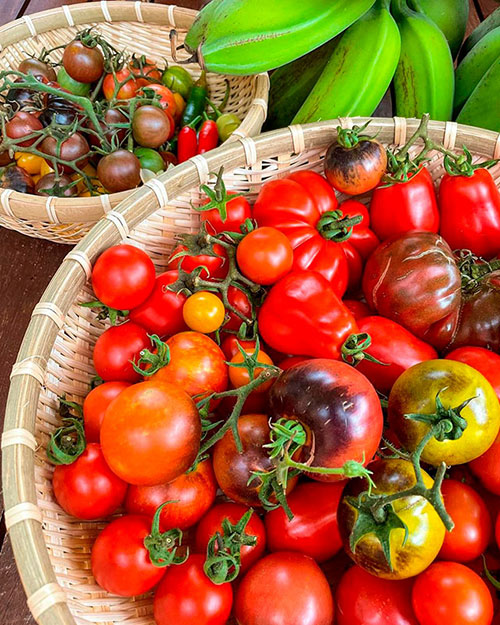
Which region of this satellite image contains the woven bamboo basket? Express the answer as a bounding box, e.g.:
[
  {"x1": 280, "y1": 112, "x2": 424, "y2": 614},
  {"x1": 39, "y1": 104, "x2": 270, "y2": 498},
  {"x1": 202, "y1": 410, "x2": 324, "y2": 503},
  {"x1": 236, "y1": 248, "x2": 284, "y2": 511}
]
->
[
  {"x1": 0, "y1": 1, "x2": 269, "y2": 243},
  {"x1": 3, "y1": 117, "x2": 500, "y2": 625}
]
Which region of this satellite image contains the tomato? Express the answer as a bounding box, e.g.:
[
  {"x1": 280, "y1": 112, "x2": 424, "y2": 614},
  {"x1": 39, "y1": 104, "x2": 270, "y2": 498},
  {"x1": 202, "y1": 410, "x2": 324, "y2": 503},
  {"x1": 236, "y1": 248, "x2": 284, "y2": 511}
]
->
[
  {"x1": 63, "y1": 40, "x2": 104, "y2": 83},
  {"x1": 388, "y1": 359, "x2": 500, "y2": 466},
  {"x1": 93, "y1": 321, "x2": 150, "y2": 382},
  {"x1": 440, "y1": 168, "x2": 500, "y2": 259},
  {"x1": 229, "y1": 347, "x2": 274, "y2": 392},
  {"x1": 270, "y1": 359, "x2": 383, "y2": 481},
  {"x1": 82, "y1": 381, "x2": 130, "y2": 442},
  {"x1": 91, "y1": 244, "x2": 156, "y2": 310},
  {"x1": 220, "y1": 285, "x2": 252, "y2": 333},
  {"x1": 217, "y1": 112, "x2": 241, "y2": 142},
  {"x1": 438, "y1": 479, "x2": 491, "y2": 562},
  {"x1": 103, "y1": 68, "x2": 139, "y2": 101},
  {"x1": 201, "y1": 193, "x2": 252, "y2": 235},
  {"x1": 343, "y1": 299, "x2": 372, "y2": 321},
  {"x1": 236, "y1": 226, "x2": 293, "y2": 285},
  {"x1": 5, "y1": 111, "x2": 43, "y2": 147},
  {"x1": 154, "y1": 554, "x2": 233, "y2": 625},
  {"x1": 412, "y1": 561, "x2": 493, "y2": 625},
  {"x1": 96, "y1": 149, "x2": 141, "y2": 193},
  {"x1": 101, "y1": 380, "x2": 200, "y2": 485},
  {"x1": 470, "y1": 428, "x2": 500, "y2": 496},
  {"x1": 56, "y1": 67, "x2": 91, "y2": 96},
  {"x1": 253, "y1": 171, "x2": 350, "y2": 295},
  {"x1": 18, "y1": 58, "x2": 56, "y2": 81},
  {"x1": 338, "y1": 459, "x2": 446, "y2": 579},
  {"x1": 278, "y1": 355, "x2": 310, "y2": 369},
  {"x1": 125, "y1": 459, "x2": 216, "y2": 531},
  {"x1": 132, "y1": 105, "x2": 174, "y2": 148},
  {"x1": 221, "y1": 336, "x2": 256, "y2": 361},
  {"x1": 195, "y1": 503, "x2": 266, "y2": 573},
  {"x1": 16, "y1": 151, "x2": 47, "y2": 175},
  {"x1": 168, "y1": 243, "x2": 229, "y2": 280},
  {"x1": 129, "y1": 270, "x2": 188, "y2": 336},
  {"x1": 446, "y1": 346, "x2": 500, "y2": 402},
  {"x1": 130, "y1": 57, "x2": 162, "y2": 86},
  {"x1": 370, "y1": 167, "x2": 440, "y2": 241},
  {"x1": 86, "y1": 108, "x2": 127, "y2": 149},
  {"x1": 162, "y1": 65, "x2": 193, "y2": 99},
  {"x1": 40, "y1": 132, "x2": 90, "y2": 173},
  {"x1": 335, "y1": 565, "x2": 418, "y2": 625},
  {"x1": 183, "y1": 291, "x2": 225, "y2": 333},
  {"x1": 0, "y1": 165, "x2": 34, "y2": 193},
  {"x1": 52, "y1": 443, "x2": 127, "y2": 520},
  {"x1": 91, "y1": 515, "x2": 166, "y2": 596},
  {"x1": 139, "y1": 83, "x2": 177, "y2": 116},
  {"x1": 265, "y1": 481, "x2": 343, "y2": 563},
  {"x1": 235, "y1": 552, "x2": 334, "y2": 625},
  {"x1": 134, "y1": 147, "x2": 164, "y2": 173},
  {"x1": 35, "y1": 173, "x2": 77, "y2": 197}
]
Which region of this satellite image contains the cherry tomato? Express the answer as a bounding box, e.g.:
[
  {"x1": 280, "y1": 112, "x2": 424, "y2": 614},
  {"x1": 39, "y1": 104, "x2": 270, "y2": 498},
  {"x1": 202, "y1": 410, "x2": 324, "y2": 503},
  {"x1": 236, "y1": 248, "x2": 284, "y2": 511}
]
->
[
  {"x1": 219, "y1": 285, "x2": 252, "y2": 333},
  {"x1": 139, "y1": 83, "x2": 177, "y2": 116},
  {"x1": 63, "y1": 40, "x2": 104, "y2": 83},
  {"x1": 35, "y1": 173, "x2": 77, "y2": 197},
  {"x1": 168, "y1": 243, "x2": 229, "y2": 280},
  {"x1": 446, "y1": 346, "x2": 500, "y2": 402},
  {"x1": 162, "y1": 65, "x2": 193, "y2": 99},
  {"x1": 103, "y1": 68, "x2": 138, "y2": 101},
  {"x1": 56, "y1": 67, "x2": 90, "y2": 96},
  {"x1": 18, "y1": 58, "x2": 56, "y2": 81},
  {"x1": 201, "y1": 194, "x2": 252, "y2": 235},
  {"x1": 229, "y1": 347, "x2": 274, "y2": 392},
  {"x1": 96, "y1": 149, "x2": 141, "y2": 193},
  {"x1": 52, "y1": 443, "x2": 127, "y2": 520},
  {"x1": 0, "y1": 165, "x2": 34, "y2": 193},
  {"x1": 235, "y1": 551, "x2": 334, "y2": 625},
  {"x1": 195, "y1": 502, "x2": 266, "y2": 573},
  {"x1": 40, "y1": 132, "x2": 90, "y2": 173},
  {"x1": 82, "y1": 381, "x2": 130, "y2": 442},
  {"x1": 125, "y1": 459, "x2": 216, "y2": 530},
  {"x1": 5, "y1": 111, "x2": 43, "y2": 147},
  {"x1": 221, "y1": 337, "x2": 257, "y2": 362},
  {"x1": 183, "y1": 291, "x2": 225, "y2": 333},
  {"x1": 470, "y1": 432, "x2": 500, "y2": 496},
  {"x1": 86, "y1": 108, "x2": 127, "y2": 149},
  {"x1": 237, "y1": 227, "x2": 293, "y2": 285},
  {"x1": 92, "y1": 321, "x2": 150, "y2": 383},
  {"x1": 412, "y1": 561, "x2": 493, "y2": 625},
  {"x1": 132, "y1": 105, "x2": 174, "y2": 148},
  {"x1": 130, "y1": 57, "x2": 162, "y2": 86},
  {"x1": 154, "y1": 554, "x2": 233, "y2": 625}
]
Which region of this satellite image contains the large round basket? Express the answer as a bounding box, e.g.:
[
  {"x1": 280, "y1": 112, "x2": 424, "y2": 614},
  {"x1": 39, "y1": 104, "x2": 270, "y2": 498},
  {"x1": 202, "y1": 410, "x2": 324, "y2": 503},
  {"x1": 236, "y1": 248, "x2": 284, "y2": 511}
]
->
[
  {"x1": 0, "y1": 1, "x2": 269, "y2": 243},
  {"x1": 3, "y1": 118, "x2": 500, "y2": 625}
]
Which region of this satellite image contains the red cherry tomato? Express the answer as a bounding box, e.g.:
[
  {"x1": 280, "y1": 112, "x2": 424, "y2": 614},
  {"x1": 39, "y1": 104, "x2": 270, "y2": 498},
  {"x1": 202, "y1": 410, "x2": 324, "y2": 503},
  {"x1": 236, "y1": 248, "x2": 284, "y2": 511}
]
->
[
  {"x1": 237, "y1": 226, "x2": 294, "y2": 285},
  {"x1": 470, "y1": 431, "x2": 500, "y2": 496},
  {"x1": 220, "y1": 336, "x2": 257, "y2": 361},
  {"x1": 82, "y1": 381, "x2": 130, "y2": 442},
  {"x1": 102, "y1": 68, "x2": 138, "y2": 100},
  {"x1": 138, "y1": 83, "x2": 177, "y2": 116},
  {"x1": 221, "y1": 285, "x2": 252, "y2": 332},
  {"x1": 92, "y1": 322, "x2": 150, "y2": 383},
  {"x1": 5, "y1": 111, "x2": 43, "y2": 147},
  {"x1": 201, "y1": 193, "x2": 252, "y2": 234},
  {"x1": 168, "y1": 243, "x2": 229, "y2": 280},
  {"x1": 129, "y1": 57, "x2": 162, "y2": 86}
]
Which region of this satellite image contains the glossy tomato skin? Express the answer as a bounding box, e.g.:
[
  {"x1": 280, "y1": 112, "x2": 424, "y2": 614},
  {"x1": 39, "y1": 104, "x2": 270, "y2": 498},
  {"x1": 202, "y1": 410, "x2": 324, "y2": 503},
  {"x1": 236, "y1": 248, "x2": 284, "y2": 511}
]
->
[
  {"x1": 237, "y1": 226, "x2": 293, "y2": 285},
  {"x1": 96, "y1": 149, "x2": 141, "y2": 193},
  {"x1": 201, "y1": 194, "x2": 252, "y2": 234},
  {"x1": 235, "y1": 551, "x2": 334, "y2": 625},
  {"x1": 446, "y1": 346, "x2": 500, "y2": 401},
  {"x1": 103, "y1": 69, "x2": 138, "y2": 100},
  {"x1": 229, "y1": 347, "x2": 274, "y2": 392},
  {"x1": 86, "y1": 108, "x2": 127, "y2": 148},
  {"x1": 344, "y1": 299, "x2": 371, "y2": 321},
  {"x1": 125, "y1": 459, "x2": 216, "y2": 531},
  {"x1": 101, "y1": 381, "x2": 201, "y2": 485},
  {"x1": 132, "y1": 105, "x2": 174, "y2": 148},
  {"x1": 324, "y1": 138, "x2": 387, "y2": 195},
  {"x1": 83, "y1": 380, "x2": 130, "y2": 442},
  {"x1": 438, "y1": 479, "x2": 491, "y2": 562},
  {"x1": 93, "y1": 321, "x2": 150, "y2": 382},
  {"x1": 370, "y1": 167, "x2": 440, "y2": 241},
  {"x1": 440, "y1": 168, "x2": 500, "y2": 259},
  {"x1": 335, "y1": 565, "x2": 418, "y2": 625},
  {"x1": 63, "y1": 40, "x2": 104, "y2": 83},
  {"x1": 338, "y1": 459, "x2": 445, "y2": 579},
  {"x1": 340, "y1": 200, "x2": 380, "y2": 260},
  {"x1": 168, "y1": 243, "x2": 228, "y2": 280},
  {"x1": 412, "y1": 561, "x2": 494, "y2": 625},
  {"x1": 18, "y1": 58, "x2": 56, "y2": 81},
  {"x1": 40, "y1": 132, "x2": 89, "y2": 173},
  {"x1": 195, "y1": 503, "x2": 266, "y2": 573},
  {"x1": 220, "y1": 285, "x2": 252, "y2": 333},
  {"x1": 154, "y1": 554, "x2": 233, "y2": 625},
  {"x1": 5, "y1": 111, "x2": 43, "y2": 147},
  {"x1": 353, "y1": 316, "x2": 438, "y2": 394},
  {"x1": 388, "y1": 359, "x2": 500, "y2": 466},
  {"x1": 52, "y1": 443, "x2": 127, "y2": 520},
  {"x1": 270, "y1": 359, "x2": 383, "y2": 481},
  {"x1": 91, "y1": 514, "x2": 165, "y2": 597},
  {"x1": 470, "y1": 432, "x2": 500, "y2": 496},
  {"x1": 91, "y1": 244, "x2": 156, "y2": 310},
  {"x1": 221, "y1": 336, "x2": 256, "y2": 361},
  {"x1": 183, "y1": 291, "x2": 225, "y2": 334},
  {"x1": 265, "y1": 481, "x2": 343, "y2": 562}
]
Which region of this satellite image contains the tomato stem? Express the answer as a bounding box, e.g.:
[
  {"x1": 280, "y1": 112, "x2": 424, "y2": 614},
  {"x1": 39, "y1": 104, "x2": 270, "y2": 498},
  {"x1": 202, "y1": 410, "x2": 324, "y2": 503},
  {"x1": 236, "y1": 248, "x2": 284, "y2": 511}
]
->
[
  {"x1": 144, "y1": 501, "x2": 188, "y2": 567},
  {"x1": 46, "y1": 396, "x2": 86, "y2": 465}
]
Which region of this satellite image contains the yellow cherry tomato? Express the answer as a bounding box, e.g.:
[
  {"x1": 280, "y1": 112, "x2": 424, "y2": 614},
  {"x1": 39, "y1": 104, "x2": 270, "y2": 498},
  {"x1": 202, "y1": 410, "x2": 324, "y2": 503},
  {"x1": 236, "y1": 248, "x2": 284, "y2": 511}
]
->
[
  {"x1": 15, "y1": 152, "x2": 46, "y2": 175},
  {"x1": 40, "y1": 159, "x2": 54, "y2": 177},
  {"x1": 183, "y1": 291, "x2": 225, "y2": 334},
  {"x1": 229, "y1": 347, "x2": 274, "y2": 392},
  {"x1": 32, "y1": 174, "x2": 41, "y2": 184},
  {"x1": 172, "y1": 92, "x2": 186, "y2": 123}
]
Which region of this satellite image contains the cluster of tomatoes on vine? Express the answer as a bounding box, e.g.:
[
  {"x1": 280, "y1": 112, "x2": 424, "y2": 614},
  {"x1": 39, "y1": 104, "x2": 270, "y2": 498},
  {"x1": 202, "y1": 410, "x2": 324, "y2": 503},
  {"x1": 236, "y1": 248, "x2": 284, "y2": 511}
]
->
[{"x1": 0, "y1": 28, "x2": 240, "y2": 198}]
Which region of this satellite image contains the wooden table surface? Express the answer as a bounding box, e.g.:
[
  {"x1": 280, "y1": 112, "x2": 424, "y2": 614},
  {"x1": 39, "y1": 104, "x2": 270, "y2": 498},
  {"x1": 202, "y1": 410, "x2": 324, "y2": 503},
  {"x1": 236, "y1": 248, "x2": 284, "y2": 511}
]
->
[{"x1": 0, "y1": 0, "x2": 497, "y2": 623}]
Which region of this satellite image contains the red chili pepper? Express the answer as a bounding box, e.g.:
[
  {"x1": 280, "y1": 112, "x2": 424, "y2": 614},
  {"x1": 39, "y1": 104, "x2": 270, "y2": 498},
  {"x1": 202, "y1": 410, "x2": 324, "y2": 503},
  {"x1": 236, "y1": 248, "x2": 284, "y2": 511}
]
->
[
  {"x1": 197, "y1": 120, "x2": 219, "y2": 155},
  {"x1": 177, "y1": 126, "x2": 198, "y2": 163}
]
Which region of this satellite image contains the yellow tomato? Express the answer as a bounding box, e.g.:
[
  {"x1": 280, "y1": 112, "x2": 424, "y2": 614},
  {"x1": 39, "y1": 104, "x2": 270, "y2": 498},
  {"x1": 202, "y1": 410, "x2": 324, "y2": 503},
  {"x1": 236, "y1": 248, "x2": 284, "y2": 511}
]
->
[
  {"x1": 15, "y1": 152, "x2": 46, "y2": 175},
  {"x1": 40, "y1": 159, "x2": 54, "y2": 177},
  {"x1": 183, "y1": 291, "x2": 225, "y2": 334}
]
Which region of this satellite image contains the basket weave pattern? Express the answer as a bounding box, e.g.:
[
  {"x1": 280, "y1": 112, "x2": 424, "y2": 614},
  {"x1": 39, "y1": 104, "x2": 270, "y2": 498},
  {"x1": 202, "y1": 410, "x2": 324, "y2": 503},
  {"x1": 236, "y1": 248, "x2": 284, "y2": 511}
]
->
[{"x1": 3, "y1": 118, "x2": 500, "y2": 625}]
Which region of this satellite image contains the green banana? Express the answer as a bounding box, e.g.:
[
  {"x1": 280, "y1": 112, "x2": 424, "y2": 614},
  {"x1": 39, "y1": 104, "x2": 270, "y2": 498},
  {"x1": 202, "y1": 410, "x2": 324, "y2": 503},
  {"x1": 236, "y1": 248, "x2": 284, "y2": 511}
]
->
[
  {"x1": 183, "y1": 0, "x2": 377, "y2": 75},
  {"x1": 292, "y1": 0, "x2": 400, "y2": 123},
  {"x1": 264, "y1": 39, "x2": 339, "y2": 130},
  {"x1": 459, "y1": 6, "x2": 500, "y2": 61},
  {"x1": 391, "y1": 0, "x2": 454, "y2": 122},
  {"x1": 407, "y1": 0, "x2": 469, "y2": 59},
  {"x1": 454, "y1": 26, "x2": 500, "y2": 115},
  {"x1": 456, "y1": 57, "x2": 500, "y2": 132}
]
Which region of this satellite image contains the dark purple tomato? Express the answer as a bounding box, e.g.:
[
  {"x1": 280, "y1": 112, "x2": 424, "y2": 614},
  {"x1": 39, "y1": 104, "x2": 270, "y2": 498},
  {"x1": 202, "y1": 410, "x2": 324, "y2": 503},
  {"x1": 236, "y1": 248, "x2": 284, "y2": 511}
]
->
[
  {"x1": 5, "y1": 111, "x2": 43, "y2": 147},
  {"x1": 62, "y1": 40, "x2": 104, "y2": 83},
  {"x1": 96, "y1": 149, "x2": 141, "y2": 193},
  {"x1": 40, "y1": 133, "x2": 90, "y2": 173},
  {"x1": 18, "y1": 58, "x2": 57, "y2": 81},
  {"x1": 132, "y1": 105, "x2": 174, "y2": 148},
  {"x1": 86, "y1": 108, "x2": 128, "y2": 148},
  {"x1": 35, "y1": 173, "x2": 77, "y2": 197},
  {"x1": 1, "y1": 166, "x2": 35, "y2": 193}
]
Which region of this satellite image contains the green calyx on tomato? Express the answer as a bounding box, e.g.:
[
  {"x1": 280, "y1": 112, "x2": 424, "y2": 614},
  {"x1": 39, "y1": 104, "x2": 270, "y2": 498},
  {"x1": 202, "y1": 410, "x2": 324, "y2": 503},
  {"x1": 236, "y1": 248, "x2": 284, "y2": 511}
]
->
[
  {"x1": 316, "y1": 209, "x2": 363, "y2": 242},
  {"x1": 132, "y1": 333, "x2": 170, "y2": 376},
  {"x1": 47, "y1": 396, "x2": 86, "y2": 465},
  {"x1": 162, "y1": 65, "x2": 193, "y2": 99},
  {"x1": 444, "y1": 145, "x2": 498, "y2": 178},
  {"x1": 143, "y1": 501, "x2": 188, "y2": 567},
  {"x1": 341, "y1": 332, "x2": 389, "y2": 366},
  {"x1": 335, "y1": 121, "x2": 372, "y2": 149},
  {"x1": 194, "y1": 166, "x2": 246, "y2": 226},
  {"x1": 80, "y1": 299, "x2": 129, "y2": 325}
]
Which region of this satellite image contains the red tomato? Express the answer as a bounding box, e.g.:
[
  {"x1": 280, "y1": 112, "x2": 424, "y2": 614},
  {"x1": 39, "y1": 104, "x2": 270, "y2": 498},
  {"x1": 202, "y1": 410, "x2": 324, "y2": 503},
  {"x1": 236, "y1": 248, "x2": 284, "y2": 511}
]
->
[
  {"x1": 221, "y1": 336, "x2": 257, "y2": 360},
  {"x1": 201, "y1": 194, "x2": 252, "y2": 234},
  {"x1": 130, "y1": 57, "x2": 162, "y2": 86},
  {"x1": 103, "y1": 69, "x2": 138, "y2": 100},
  {"x1": 344, "y1": 299, "x2": 371, "y2": 321},
  {"x1": 235, "y1": 552, "x2": 334, "y2": 625},
  {"x1": 265, "y1": 481, "x2": 343, "y2": 563},
  {"x1": 139, "y1": 83, "x2": 177, "y2": 116},
  {"x1": 93, "y1": 322, "x2": 150, "y2": 382},
  {"x1": 168, "y1": 243, "x2": 228, "y2": 280},
  {"x1": 221, "y1": 285, "x2": 252, "y2": 332},
  {"x1": 229, "y1": 347, "x2": 274, "y2": 392},
  {"x1": 195, "y1": 503, "x2": 266, "y2": 573},
  {"x1": 438, "y1": 480, "x2": 491, "y2": 562},
  {"x1": 370, "y1": 167, "x2": 440, "y2": 241},
  {"x1": 125, "y1": 459, "x2": 217, "y2": 531},
  {"x1": 52, "y1": 443, "x2": 127, "y2": 520},
  {"x1": 336, "y1": 565, "x2": 418, "y2": 625},
  {"x1": 101, "y1": 381, "x2": 201, "y2": 485},
  {"x1": 446, "y1": 346, "x2": 500, "y2": 402},
  {"x1": 253, "y1": 170, "x2": 350, "y2": 296},
  {"x1": 129, "y1": 270, "x2": 188, "y2": 337},
  {"x1": 82, "y1": 381, "x2": 130, "y2": 442},
  {"x1": 237, "y1": 227, "x2": 294, "y2": 285},
  {"x1": 412, "y1": 561, "x2": 493, "y2": 625},
  {"x1": 278, "y1": 355, "x2": 310, "y2": 370},
  {"x1": 440, "y1": 168, "x2": 500, "y2": 259},
  {"x1": 91, "y1": 515, "x2": 165, "y2": 596},
  {"x1": 154, "y1": 554, "x2": 233, "y2": 625},
  {"x1": 91, "y1": 244, "x2": 156, "y2": 310},
  {"x1": 470, "y1": 431, "x2": 500, "y2": 496},
  {"x1": 5, "y1": 111, "x2": 43, "y2": 147}
]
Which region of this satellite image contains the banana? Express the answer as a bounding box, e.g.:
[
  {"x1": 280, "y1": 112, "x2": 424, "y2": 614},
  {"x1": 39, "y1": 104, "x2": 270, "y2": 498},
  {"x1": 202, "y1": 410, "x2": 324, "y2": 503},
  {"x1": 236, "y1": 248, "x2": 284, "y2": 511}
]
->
[
  {"x1": 454, "y1": 26, "x2": 500, "y2": 116},
  {"x1": 456, "y1": 57, "x2": 500, "y2": 132},
  {"x1": 391, "y1": 0, "x2": 454, "y2": 122},
  {"x1": 459, "y1": 6, "x2": 500, "y2": 61},
  {"x1": 183, "y1": 0, "x2": 377, "y2": 75},
  {"x1": 264, "y1": 39, "x2": 339, "y2": 130},
  {"x1": 292, "y1": 0, "x2": 400, "y2": 123},
  {"x1": 407, "y1": 0, "x2": 469, "y2": 59}
]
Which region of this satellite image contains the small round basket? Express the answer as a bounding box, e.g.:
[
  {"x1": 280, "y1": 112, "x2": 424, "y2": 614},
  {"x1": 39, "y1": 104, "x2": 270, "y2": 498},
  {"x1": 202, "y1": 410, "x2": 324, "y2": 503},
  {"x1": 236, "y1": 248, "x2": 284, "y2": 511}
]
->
[
  {"x1": 3, "y1": 118, "x2": 500, "y2": 625},
  {"x1": 0, "y1": 1, "x2": 269, "y2": 243}
]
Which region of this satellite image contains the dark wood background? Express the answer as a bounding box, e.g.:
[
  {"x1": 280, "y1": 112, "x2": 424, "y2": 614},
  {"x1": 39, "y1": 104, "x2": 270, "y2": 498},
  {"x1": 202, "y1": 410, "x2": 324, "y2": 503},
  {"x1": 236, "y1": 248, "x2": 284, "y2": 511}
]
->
[{"x1": 0, "y1": 0, "x2": 497, "y2": 623}]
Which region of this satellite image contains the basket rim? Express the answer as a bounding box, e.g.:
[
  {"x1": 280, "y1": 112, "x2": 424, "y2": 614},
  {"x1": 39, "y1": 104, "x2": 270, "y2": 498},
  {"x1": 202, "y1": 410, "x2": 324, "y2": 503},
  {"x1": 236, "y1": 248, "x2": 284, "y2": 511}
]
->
[
  {"x1": 3, "y1": 117, "x2": 500, "y2": 625},
  {"x1": 0, "y1": 1, "x2": 270, "y2": 226}
]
